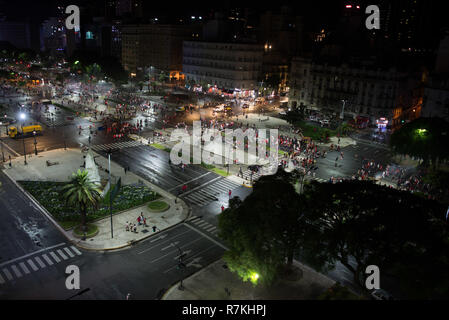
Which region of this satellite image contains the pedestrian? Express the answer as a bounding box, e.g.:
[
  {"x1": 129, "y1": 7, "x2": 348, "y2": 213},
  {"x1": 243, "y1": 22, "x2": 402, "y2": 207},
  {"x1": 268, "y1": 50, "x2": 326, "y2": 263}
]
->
[
  {"x1": 133, "y1": 224, "x2": 137, "y2": 233},
  {"x1": 125, "y1": 221, "x2": 129, "y2": 232},
  {"x1": 221, "y1": 205, "x2": 225, "y2": 212}
]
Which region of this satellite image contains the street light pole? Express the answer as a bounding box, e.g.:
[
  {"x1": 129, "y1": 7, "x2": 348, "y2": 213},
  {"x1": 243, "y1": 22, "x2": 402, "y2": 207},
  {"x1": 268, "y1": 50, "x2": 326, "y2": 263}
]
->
[
  {"x1": 0, "y1": 137, "x2": 4, "y2": 163},
  {"x1": 108, "y1": 152, "x2": 113, "y2": 239},
  {"x1": 340, "y1": 99, "x2": 346, "y2": 120},
  {"x1": 33, "y1": 130, "x2": 38, "y2": 155},
  {"x1": 21, "y1": 119, "x2": 27, "y2": 165}
]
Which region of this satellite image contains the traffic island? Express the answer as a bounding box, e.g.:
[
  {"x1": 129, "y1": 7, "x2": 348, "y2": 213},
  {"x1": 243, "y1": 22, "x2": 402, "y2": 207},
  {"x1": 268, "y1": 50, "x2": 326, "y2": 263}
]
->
[
  {"x1": 148, "y1": 200, "x2": 170, "y2": 212},
  {"x1": 73, "y1": 224, "x2": 99, "y2": 239},
  {"x1": 2, "y1": 148, "x2": 189, "y2": 251}
]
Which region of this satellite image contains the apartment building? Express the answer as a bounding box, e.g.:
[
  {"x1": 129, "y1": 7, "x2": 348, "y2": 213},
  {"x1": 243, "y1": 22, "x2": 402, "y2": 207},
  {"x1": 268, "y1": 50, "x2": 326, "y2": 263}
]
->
[
  {"x1": 289, "y1": 57, "x2": 407, "y2": 126},
  {"x1": 182, "y1": 40, "x2": 263, "y2": 96}
]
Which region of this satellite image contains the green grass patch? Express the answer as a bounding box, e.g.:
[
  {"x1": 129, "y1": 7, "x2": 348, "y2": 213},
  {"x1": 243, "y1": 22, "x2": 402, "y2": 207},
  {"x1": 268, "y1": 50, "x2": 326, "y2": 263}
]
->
[
  {"x1": 19, "y1": 181, "x2": 160, "y2": 229},
  {"x1": 73, "y1": 224, "x2": 99, "y2": 238},
  {"x1": 151, "y1": 143, "x2": 172, "y2": 153},
  {"x1": 210, "y1": 167, "x2": 230, "y2": 177},
  {"x1": 148, "y1": 200, "x2": 170, "y2": 212},
  {"x1": 294, "y1": 120, "x2": 337, "y2": 141}
]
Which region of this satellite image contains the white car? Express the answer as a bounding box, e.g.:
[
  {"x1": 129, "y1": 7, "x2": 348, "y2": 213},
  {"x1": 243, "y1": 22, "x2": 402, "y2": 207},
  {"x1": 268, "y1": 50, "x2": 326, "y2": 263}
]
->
[
  {"x1": 320, "y1": 119, "x2": 330, "y2": 126},
  {"x1": 279, "y1": 111, "x2": 287, "y2": 115}
]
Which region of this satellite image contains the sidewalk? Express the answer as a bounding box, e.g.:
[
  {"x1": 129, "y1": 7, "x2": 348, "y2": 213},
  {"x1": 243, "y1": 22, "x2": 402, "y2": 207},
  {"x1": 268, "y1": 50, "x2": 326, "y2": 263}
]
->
[
  {"x1": 2, "y1": 148, "x2": 189, "y2": 251},
  {"x1": 163, "y1": 259, "x2": 336, "y2": 300}
]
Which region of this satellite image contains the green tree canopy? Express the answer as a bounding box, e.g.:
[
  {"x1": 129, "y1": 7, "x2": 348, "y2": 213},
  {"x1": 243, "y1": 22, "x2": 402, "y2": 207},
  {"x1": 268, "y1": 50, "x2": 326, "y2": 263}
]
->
[
  {"x1": 390, "y1": 117, "x2": 449, "y2": 168},
  {"x1": 218, "y1": 168, "x2": 308, "y2": 286},
  {"x1": 301, "y1": 180, "x2": 449, "y2": 299},
  {"x1": 62, "y1": 170, "x2": 102, "y2": 231}
]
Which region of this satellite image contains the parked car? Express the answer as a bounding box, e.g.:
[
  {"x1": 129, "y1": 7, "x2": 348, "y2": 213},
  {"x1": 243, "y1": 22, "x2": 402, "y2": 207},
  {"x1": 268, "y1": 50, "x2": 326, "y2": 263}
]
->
[
  {"x1": 371, "y1": 289, "x2": 394, "y2": 300},
  {"x1": 279, "y1": 111, "x2": 287, "y2": 115},
  {"x1": 320, "y1": 119, "x2": 330, "y2": 126}
]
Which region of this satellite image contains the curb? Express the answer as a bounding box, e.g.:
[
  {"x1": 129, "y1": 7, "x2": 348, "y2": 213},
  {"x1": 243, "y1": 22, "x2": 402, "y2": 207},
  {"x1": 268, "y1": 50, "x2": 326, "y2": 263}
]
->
[
  {"x1": 160, "y1": 258, "x2": 222, "y2": 300},
  {"x1": 2, "y1": 162, "x2": 192, "y2": 252}
]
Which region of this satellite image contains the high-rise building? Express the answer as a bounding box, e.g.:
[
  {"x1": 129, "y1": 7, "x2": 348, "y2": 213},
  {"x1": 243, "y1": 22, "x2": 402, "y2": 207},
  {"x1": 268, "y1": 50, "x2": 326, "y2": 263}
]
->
[
  {"x1": 258, "y1": 6, "x2": 303, "y2": 93},
  {"x1": 121, "y1": 23, "x2": 201, "y2": 78}
]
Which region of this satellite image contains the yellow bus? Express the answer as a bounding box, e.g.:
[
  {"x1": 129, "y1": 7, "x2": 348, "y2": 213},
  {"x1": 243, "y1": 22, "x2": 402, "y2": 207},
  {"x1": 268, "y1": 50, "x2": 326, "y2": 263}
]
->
[{"x1": 8, "y1": 125, "x2": 43, "y2": 138}]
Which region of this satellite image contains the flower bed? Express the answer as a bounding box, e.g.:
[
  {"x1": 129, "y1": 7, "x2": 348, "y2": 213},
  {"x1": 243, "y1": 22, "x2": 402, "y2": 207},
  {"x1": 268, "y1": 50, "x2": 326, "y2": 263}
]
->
[{"x1": 19, "y1": 181, "x2": 160, "y2": 230}]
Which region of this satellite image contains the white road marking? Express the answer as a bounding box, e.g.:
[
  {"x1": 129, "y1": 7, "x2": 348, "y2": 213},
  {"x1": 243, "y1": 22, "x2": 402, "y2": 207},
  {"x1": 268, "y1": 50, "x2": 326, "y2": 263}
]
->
[
  {"x1": 183, "y1": 223, "x2": 229, "y2": 250},
  {"x1": 57, "y1": 249, "x2": 68, "y2": 260},
  {"x1": 70, "y1": 246, "x2": 82, "y2": 255},
  {"x1": 34, "y1": 256, "x2": 46, "y2": 268},
  {"x1": 63, "y1": 247, "x2": 75, "y2": 258},
  {"x1": 27, "y1": 259, "x2": 39, "y2": 271},
  {"x1": 150, "y1": 237, "x2": 203, "y2": 264},
  {"x1": 0, "y1": 243, "x2": 66, "y2": 268},
  {"x1": 42, "y1": 254, "x2": 54, "y2": 266},
  {"x1": 11, "y1": 265, "x2": 22, "y2": 278},
  {"x1": 19, "y1": 262, "x2": 30, "y2": 274},
  {"x1": 49, "y1": 251, "x2": 61, "y2": 263},
  {"x1": 2, "y1": 268, "x2": 13, "y2": 281},
  {"x1": 205, "y1": 226, "x2": 217, "y2": 232}
]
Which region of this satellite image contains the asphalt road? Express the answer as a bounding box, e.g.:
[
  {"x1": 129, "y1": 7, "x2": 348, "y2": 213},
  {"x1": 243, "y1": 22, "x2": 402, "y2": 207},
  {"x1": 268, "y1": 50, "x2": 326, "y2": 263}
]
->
[{"x1": 0, "y1": 224, "x2": 225, "y2": 300}]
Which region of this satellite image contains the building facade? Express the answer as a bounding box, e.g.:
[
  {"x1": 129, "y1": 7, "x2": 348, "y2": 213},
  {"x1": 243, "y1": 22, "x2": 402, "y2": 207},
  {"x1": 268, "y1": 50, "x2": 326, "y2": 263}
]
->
[
  {"x1": 421, "y1": 74, "x2": 449, "y2": 122},
  {"x1": 289, "y1": 57, "x2": 406, "y2": 127},
  {"x1": 182, "y1": 40, "x2": 263, "y2": 96},
  {"x1": 121, "y1": 24, "x2": 200, "y2": 78}
]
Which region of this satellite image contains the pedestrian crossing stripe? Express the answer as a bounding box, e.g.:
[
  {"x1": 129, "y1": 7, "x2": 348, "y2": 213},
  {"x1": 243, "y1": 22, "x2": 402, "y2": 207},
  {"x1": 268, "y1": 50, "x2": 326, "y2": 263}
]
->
[
  {"x1": 49, "y1": 251, "x2": 61, "y2": 263},
  {"x1": 42, "y1": 254, "x2": 53, "y2": 266},
  {"x1": 0, "y1": 246, "x2": 82, "y2": 286},
  {"x1": 11, "y1": 265, "x2": 22, "y2": 278},
  {"x1": 187, "y1": 216, "x2": 220, "y2": 237},
  {"x1": 2, "y1": 268, "x2": 13, "y2": 281},
  {"x1": 57, "y1": 249, "x2": 68, "y2": 260},
  {"x1": 91, "y1": 140, "x2": 142, "y2": 152},
  {"x1": 34, "y1": 256, "x2": 46, "y2": 268},
  {"x1": 70, "y1": 246, "x2": 82, "y2": 255},
  {"x1": 19, "y1": 262, "x2": 30, "y2": 274},
  {"x1": 27, "y1": 259, "x2": 38, "y2": 271},
  {"x1": 64, "y1": 247, "x2": 75, "y2": 258}
]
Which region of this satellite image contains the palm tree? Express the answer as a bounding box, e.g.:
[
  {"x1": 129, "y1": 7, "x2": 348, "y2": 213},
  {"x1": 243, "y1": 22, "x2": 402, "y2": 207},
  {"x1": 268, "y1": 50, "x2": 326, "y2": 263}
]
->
[{"x1": 62, "y1": 170, "x2": 102, "y2": 232}]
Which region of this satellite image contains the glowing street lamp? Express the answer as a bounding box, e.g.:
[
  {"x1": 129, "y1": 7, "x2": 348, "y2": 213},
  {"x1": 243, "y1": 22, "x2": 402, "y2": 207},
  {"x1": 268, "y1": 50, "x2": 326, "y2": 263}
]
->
[
  {"x1": 416, "y1": 128, "x2": 427, "y2": 137},
  {"x1": 250, "y1": 272, "x2": 260, "y2": 284},
  {"x1": 19, "y1": 113, "x2": 27, "y2": 165}
]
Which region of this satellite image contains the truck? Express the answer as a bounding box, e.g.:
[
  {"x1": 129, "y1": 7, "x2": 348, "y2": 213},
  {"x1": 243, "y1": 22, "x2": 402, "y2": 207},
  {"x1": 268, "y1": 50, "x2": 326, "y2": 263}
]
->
[{"x1": 8, "y1": 125, "x2": 43, "y2": 139}]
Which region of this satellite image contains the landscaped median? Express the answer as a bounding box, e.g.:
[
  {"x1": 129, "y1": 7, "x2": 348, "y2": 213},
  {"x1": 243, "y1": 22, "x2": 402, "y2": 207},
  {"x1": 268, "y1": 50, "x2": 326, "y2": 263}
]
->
[
  {"x1": 150, "y1": 143, "x2": 230, "y2": 177},
  {"x1": 19, "y1": 181, "x2": 161, "y2": 230},
  {"x1": 147, "y1": 200, "x2": 170, "y2": 212}
]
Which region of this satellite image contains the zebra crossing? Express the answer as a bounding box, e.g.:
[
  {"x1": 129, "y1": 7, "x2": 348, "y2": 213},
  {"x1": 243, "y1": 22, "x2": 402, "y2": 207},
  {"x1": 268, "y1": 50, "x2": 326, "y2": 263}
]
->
[
  {"x1": 181, "y1": 178, "x2": 241, "y2": 207},
  {"x1": 0, "y1": 244, "x2": 82, "y2": 286},
  {"x1": 240, "y1": 169, "x2": 262, "y2": 182},
  {"x1": 91, "y1": 140, "x2": 143, "y2": 152},
  {"x1": 186, "y1": 216, "x2": 219, "y2": 237}
]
